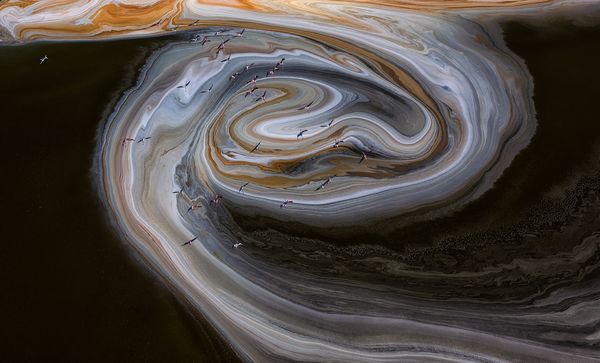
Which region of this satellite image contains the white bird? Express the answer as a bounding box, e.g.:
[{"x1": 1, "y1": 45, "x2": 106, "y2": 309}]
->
[
  {"x1": 214, "y1": 29, "x2": 230, "y2": 36},
  {"x1": 255, "y1": 90, "x2": 267, "y2": 102},
  {"x1": 182, "y1": 236, "x2": 198, "y2": 246},
  {"x1": 199, "y1": 36, "x2": 210, "y2": 46},
  {"x1": 200, "y1": 84, "x2": 213, "y2": 94},
  {"x1": 315, "y1": 176, "x2": 334, "y2": 191},
  {"x1": 233, "y1": 242, "x2": 243, "y2": 248},
  {"x1": 333, "y1": 139, "x2": 345, "y2": 148},
  {"x1": 359, "y1": 152, "x2": 368, "y2": 163},
  {"x1": 275, "y1": 58, "x2": 286, "y2": 68},
  {"x1": 321, "y1": 119, "x2": 334, "y2": 128},
  {"x1": 122, "y1": 137, "x2": 135, "y2": 146},
  {"x1": 187, "y1": 202, "x2": 200, "y2": 213},
  {"x1": 245, "y1": 86, "x2": 258, "y2": 98},
  {"x1": 137, "y1": 136, "x2": 152, "y2": 144},
  {"x1": 297, "y1": 129, "x2": 309, "y2": 139},
  {"x1": 297, "y1": 101, "x2": 314, "y2": 111},
  {"x1": 39, "y1": 55, "x2": 48, "y2": 64},
  {"x1": 209, "y1": 195, "x2": 223, "y2": 206},
  {"x1": 280, "y1": 200, "x2": 293, "y2": 208},
  {"x1": 250, "y1": 140, "x2": 261, "y2": 153},
  {"x1": 177, "y1": 80, "x2": 191, "y2": 89}
]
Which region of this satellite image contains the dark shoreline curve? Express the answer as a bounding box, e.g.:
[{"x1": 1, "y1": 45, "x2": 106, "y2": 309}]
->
[{"x1": 0, "y1": 34, "x2": 239, "y2": 362}]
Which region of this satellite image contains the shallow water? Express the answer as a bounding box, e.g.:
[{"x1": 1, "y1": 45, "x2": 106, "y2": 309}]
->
[
  {"x1": 2, "y1": 18, "x2": 600, "y2": 362},
  {"x1": 1, "y1": 36, "x2": 238, "y2": 362}
]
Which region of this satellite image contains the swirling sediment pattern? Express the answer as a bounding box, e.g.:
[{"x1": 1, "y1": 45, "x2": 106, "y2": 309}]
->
[
  {"x1": 7, "y1": 0, "x2": 599, "y2": 361},
  {"x1": 105, "y1": 21, "x2": 538, "y2": 228},
  {"x1": 91, "y1": 3, "x2": 600, "y2": 361},
  {"x1": 0, "y1": 0, "x2": 573, "y2": 41}
]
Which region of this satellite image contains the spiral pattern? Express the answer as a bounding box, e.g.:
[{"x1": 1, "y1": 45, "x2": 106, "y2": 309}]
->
[
  {"x1": 96, "y1": 5, "x2": 600, "y2": 363},
  {"x1": 104, "y1": 20, "x2": 536, "y2": 225}
]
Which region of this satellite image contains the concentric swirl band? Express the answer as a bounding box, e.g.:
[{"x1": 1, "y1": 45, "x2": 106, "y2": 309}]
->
[{"x1": 92, "y1": 9, "x2": 600, "y2": 361}]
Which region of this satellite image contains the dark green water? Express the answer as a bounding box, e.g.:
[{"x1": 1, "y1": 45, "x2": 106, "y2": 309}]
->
[{"x1": 1, "y1": 20, "x2": 599, "y2": 361}]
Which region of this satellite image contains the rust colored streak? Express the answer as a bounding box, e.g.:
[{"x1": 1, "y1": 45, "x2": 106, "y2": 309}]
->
[
  {"x1": 92, "y1": 2, "x2": 180, "y2": 26},
  {"x1": 0, "y1": 0, "x2": 557, "y2": 41}
]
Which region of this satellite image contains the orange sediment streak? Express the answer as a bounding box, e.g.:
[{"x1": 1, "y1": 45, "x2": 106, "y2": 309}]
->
[{"x1": 0, "y1": 0, "x2": 555, "y2": 41}]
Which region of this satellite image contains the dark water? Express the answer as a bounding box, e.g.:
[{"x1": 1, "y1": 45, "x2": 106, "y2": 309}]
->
[
  {"x1": 1, "y1": 20, "x2": 599, "y2": 361},
  {"x1": 0, "y1": 37, "x2": 238, "y2": 362}
]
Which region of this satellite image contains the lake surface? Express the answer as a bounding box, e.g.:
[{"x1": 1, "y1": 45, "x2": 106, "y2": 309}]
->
[{"x1": 2, "y1": 19, "x2": 599, "y2": 361}]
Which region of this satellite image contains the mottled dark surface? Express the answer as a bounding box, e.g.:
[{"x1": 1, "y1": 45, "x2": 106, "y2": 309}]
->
[
  {"x1": 229, "y1": 19, "x2": 600, "y2": 272},
  {"x1": 1, "y1": 19, "x2": 599, "y2": 361},
  {"x1": 0, "y1": 37, "x2": 238, "y2": 362}
]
